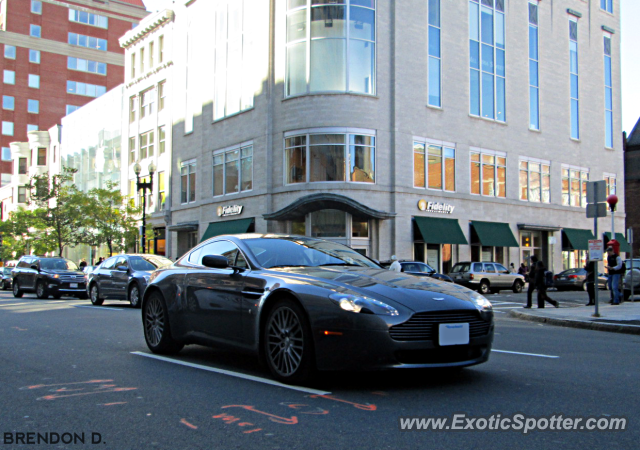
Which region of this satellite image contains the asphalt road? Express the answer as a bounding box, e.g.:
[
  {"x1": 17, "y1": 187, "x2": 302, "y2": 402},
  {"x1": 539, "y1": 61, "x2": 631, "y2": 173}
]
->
[{"x1": 0, "y1": 289, "x2": 637, "y2": 450}]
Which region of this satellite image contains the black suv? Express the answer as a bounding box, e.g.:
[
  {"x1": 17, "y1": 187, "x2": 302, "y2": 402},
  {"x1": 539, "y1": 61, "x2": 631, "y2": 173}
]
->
[{"x1": 12, "y1": 256, "x2": 88, "y2": 299}]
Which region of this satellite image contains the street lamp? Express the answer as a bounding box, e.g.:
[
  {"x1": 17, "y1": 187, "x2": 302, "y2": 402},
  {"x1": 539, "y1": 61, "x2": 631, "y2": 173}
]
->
[{"x1": 133, "y1": 161, "x2": 156, "y2": 253}]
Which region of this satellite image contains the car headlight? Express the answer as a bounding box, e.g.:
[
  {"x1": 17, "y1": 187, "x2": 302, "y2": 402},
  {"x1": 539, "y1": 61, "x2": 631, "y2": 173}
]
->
[
  {"x1": 329, "y1": 293, "x2": 399, "y2": 316},
  {"x1": 52, "y1": 274, "x2": 60, "y2": 279},
  {"x1": 469, "y1": 292, "x2": 492, "y2": 311}
]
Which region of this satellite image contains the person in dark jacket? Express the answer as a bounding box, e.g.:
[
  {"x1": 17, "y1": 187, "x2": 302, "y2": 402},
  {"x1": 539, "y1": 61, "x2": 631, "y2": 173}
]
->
[
  {"x1": 585, "y1": 261, "x2": 596, "y2": 306},
  {"x1": 536, "y1": 260, "x2": 559, "y2": 308},
  {"x1": 524, "y1": 256, "x2": 538, "y2": 308}
]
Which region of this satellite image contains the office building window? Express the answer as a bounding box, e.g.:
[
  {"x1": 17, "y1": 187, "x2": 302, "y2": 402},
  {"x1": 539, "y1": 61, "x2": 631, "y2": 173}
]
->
[
  {"x1": 285, "y1": 0, "x2": 375, "y2": 97},
  {"x1": 561, "y1": 166, "x2": 588, "y2": 207},
  {"x1": 470, "y1": 149, "x2": 506, "y2": 197},
  {"x1": 601, "y1": 0, "x2": 613, "y2": 14},
  {"x1": 469, "y1": 0, "x2": 506, "y2": 121},
  {"x1": 2, "y1": 147, "x2": 11, "y2": 161},
  {"x1": 28, "y1": 74, "x2": 40, "y2": 88},
  {"x1": 68, "y1": 33, "x2": 107, "y2": 51},
  {"x1": 69, "y1": 9, "x2": 108, "y2": 28},
  {"x1": 529, "y1": 2, "x2": 539, "y2": 130},
  {"x1": 139, "y1": 131, "x2": 155, "y2": 159},
  {"x1": 158, "y1": 171, "x2": 166, "y2": 209},
  {"x1": 131, "y1": 53, "x2": 136, "y2": 79},
  {"x1": 149, "y1": 42, "x2": 154, "y2": 68},
  {"x1": 18, "y1": 186, "x2": 27, "y2": 203},
  {"x1": 158, "y1": 81, "x2": 166, "y2": 111},
  {"x1": 604, "y1": 174, "x2": 616, "y2": 196},
  {"x1": 3, "y1": 70, "x2": 15, "y2": 84},
  {"x1": 158, "y1": 35, "x2": 164, "y2": 63},
  {"x1": 2, "y1": 121, "x2": 13, "y2": 136},
  {"x1": 30, "y1": 24, "x2": 41, "y2": 38},
  {"x1": 519, "y1": 159, "x2": 550, "y2": 203},
  {"x1": 29, "y1": 49, "x2": 40, "y2": 63},
  {"x1": 158, "y1": 126, "x2": 166, "y2": 154},
  {"x1": 569, "y1": 19, "x2": 579, "y2": 139},
  {"x1": 28, "y1": 99, "x2": 39, "y2": 114},
  {"x1": 19, "y1": 157, "x2": 28, "y2": 174},
  {"x1": 604, "y1": 35, "x2": 613, "y2": 148},
  {"x1": 181, "y1": 161, "x2": 196, "y2": 204},
  {"x1": 31, "y1": 0, "x2": 42, "y2": 14},
  {"x1": 27, "y1": 124, "x2": 38, "y2": 132},
  {"x1": 66, "y1": 105, "x2": 79, "y2": 115},
  {"x1": 37, "y1": 147, "x2": 46, "y2": 165},
  {"x1": 140, "y1": 88, "x2": 155, "y2": 118},
  {"x1": 213, "y1": 144, "x2": 253, "y2": 196},
  {"x1": 413, "y1": 140, "x2": 455, "y2": 191},
  {"x1": 68, "y1": 57, "x2": 107, "y2": 75},
  {"x1": 428, "y1": 0, "x2": 441, "y2": 107},
  {"x1": 129, "y1": 137, "x2": 136, "y2": 164},
  {"x1": 2, "y1": 95, "x2": 14, "y2": 110},
  {"x1": 285, "y1": 131, "x2": 375, "y2": 184},
  {"x1": 4, "y1": 45, "x2": 15, "y2": 59},
  {"x1": 67, "y1": 81, "x2": 107, "y2": 98},
  {"x1": 129, "y1": 96, "x2": 137, "y2": 123},
  {"x1": 140, "y1": 47, "x2": 145, "y2": 74}
]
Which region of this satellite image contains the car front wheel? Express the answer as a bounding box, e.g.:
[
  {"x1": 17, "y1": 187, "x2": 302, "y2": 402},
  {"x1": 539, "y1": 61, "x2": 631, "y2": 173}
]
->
[
  {"x1": 90, "y1": 284, "x2": 103, "y2": 306},
  {"x1": 13, "y1": 279, "x2": 23, "y2": 298},
  {"x1": 512, "y1": 280, "x2": 524, "y2": 293},
  {"x1": 129, "y1": 284, "x2": 141, "y2": 308},
  {"x1": 143, "y1": 291, "x2": 183, "y2": 354},
  {"x1": 36, "y1": 281, "x2": 48, "y2": 299}
]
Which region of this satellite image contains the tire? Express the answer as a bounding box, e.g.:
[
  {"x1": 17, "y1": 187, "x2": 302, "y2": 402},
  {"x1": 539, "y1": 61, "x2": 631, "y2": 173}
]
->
[
  {"x1": 90, "y1": 284, "x2": 103, "y2": 306},
  {"x1": 13, "y1": 279, "x2": 23, "y2": 298},
  {"x1": 512, "y1": 280, "x2": 524, "y2": 293},
  {"x1": 36, "y1": 281, "x2": 49, "y2": 299},
  {"x1": 263, "y1": 299, "x2": 314, "y2": 383},
  {"x1": 143, "y1": 291, "x2": 183, "y2": 354},
  {"x1": 1, "y1": 280, "x2": 7, "y2": 290},
  {"x1": 129, "y1": 284, "x2": 141, "y2": 308},
  {"x1": 478, "y1": 281, "x2": 490, "y2": 295}
]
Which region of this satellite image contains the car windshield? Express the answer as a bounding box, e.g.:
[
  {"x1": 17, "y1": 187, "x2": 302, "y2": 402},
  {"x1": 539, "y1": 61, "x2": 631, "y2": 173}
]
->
[
  {"x1": 244, "y1": 237, "x2": 380, "y2": 269},
  {"x1": 40, "y1": 259, "x2": 78, "y2": 270},
  {"x1": 2, "y1": 267, "x2": 11, "y2": 275},
  {"x1": 450, "y1": 263, "x2": 470, "y2": 273},
  {"x1": 130, "y1": 255, "x2": 173, "y2": 271}
]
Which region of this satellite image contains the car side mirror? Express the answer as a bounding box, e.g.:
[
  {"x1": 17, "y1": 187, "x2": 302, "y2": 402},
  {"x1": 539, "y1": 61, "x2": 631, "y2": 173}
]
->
[
  {"x1": 202, "y1": 255, "x2": 230, "y2": 269},
  {"x1": 116, "y1": 265, "x2": 128, "y2": 272}
]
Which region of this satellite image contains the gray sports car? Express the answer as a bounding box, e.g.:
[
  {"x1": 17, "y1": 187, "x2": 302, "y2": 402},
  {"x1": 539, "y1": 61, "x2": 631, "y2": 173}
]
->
[{"x1": 141, "y1": 234, "x2": 494, "y2": 383}]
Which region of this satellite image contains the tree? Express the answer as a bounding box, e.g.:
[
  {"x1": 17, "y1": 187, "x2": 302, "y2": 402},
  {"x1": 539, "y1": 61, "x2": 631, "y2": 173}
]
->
[
  {"x1": 0, "y1": 208, "x2": 39, "y2": 260},
  {"x1": 84, "y1": 181, "x2": 141, "y2": 257}
]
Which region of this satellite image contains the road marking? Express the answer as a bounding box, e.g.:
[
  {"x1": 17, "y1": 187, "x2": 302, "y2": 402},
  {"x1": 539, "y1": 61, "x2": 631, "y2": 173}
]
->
[
  {"x1": 492, "y1": 349, "x2": 559, "y2": 358},
  {"x1": 74, "y1": 305, "x2": 123, "y2": 311},
  {"x1": 131, "y1": 352, "x2": 331, "y2": 395},
  {"x1": 493, "y1": 306, "x2": 531, "y2": 310}
]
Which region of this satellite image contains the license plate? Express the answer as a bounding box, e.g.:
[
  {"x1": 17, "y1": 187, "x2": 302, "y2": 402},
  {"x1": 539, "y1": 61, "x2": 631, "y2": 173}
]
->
[
  {"x1": 439, "y1": 323, "x2": 470, "y2": 346},
  {"x1": 70, "y1": 283, "x2": 78, "y2": 288},
  {"x1": 560, "y1": 277, "x2": 567, "y2": 280}
]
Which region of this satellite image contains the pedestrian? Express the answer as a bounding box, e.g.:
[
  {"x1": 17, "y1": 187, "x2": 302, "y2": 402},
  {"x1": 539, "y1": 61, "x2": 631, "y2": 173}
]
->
[
  {"x1": 510, "y1": 262, "x2": 516, "y2": 273},
  {"x1": 517, "y1": 263, "x2": 527, "y2": 276},
  {"x1": 536, "y1": 260, "x2": 559, "y2": 308},
  {"x1": 585, "y1": 261, "x2": 596, "y2": 306},
  {"x1": 389, "y1": 255, "x2": 402, "y2": 273},
  {"x1": 605, "y1": 246, "x2": 624, "y2": 305},
  {"x1": 95, "y1": 256, "x2": 104, "y2": 266},
  {"x1": 78, "y1": 258, "x2": 87, "y2": 268},
  {"x1": 524, "y1": 255, "x2": 538, "y2": 308}
]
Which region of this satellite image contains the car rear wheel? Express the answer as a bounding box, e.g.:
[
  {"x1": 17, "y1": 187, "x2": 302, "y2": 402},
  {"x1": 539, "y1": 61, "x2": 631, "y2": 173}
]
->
[
  {"x1": 90, "y1": 284, "x2": 103, "y2": 306},
  {"x1": 13, "y1": 279, "x2": 23, "y2": 298},
  {"x1": 129, "y1": 284, "x2": 141, "y2": 308},
  {"x1": 512, "y1": 280, "x2": 524, "y2": 293},
  {"x1": 1, "y1": 280, "x2": 7, "y2": 290},
  {"x1": 263, "y1": 300, "x2": 314, "y2": 383},
  {"x1": 478, "y1": 281, "x2": 490, "y2": 295},
  {"x1": 143, "y1": 291, "x2": 183, "y2": 354},
  {"x1": 36, "y1": 281, "x2": 48, "y2": 299}
]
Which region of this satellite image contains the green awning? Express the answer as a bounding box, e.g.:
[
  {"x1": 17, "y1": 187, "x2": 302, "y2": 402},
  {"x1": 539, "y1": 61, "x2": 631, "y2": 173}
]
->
[
  {"x1": 414, "y1": 217, "x2": 468, "y2": 245},
  {"x1": 604, "y1": 232, "x2": 632, "y2": 253},
  {"x1": 562, "y1": 228, "x2": 595, "y2": 251},
  {"x1": 200, "y1": 218, "x2": 254, "y2": 242},
  {"x1": 470, "y1": 221, "x2": 519, "y2": 247}
]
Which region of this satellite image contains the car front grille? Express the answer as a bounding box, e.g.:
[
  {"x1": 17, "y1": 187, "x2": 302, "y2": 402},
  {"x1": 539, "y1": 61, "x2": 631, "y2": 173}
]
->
[
  {"x1": 58, "y1": 275, "x2": 85, "y2": 282},
  {"x1": 389, "y1": 310, "x2": 491, "y2": 341}
]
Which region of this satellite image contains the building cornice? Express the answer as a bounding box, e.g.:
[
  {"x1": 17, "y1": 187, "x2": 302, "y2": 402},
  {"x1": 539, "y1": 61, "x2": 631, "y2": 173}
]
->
[{"x1": 120, "y1": 10, "x2": 175, "y2": 48}]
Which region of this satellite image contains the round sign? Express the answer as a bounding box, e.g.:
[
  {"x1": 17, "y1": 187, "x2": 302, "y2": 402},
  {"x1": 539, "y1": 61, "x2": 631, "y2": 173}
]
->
[{"x1": 417, "y1": 199, "x2": 427, "y2": 211}]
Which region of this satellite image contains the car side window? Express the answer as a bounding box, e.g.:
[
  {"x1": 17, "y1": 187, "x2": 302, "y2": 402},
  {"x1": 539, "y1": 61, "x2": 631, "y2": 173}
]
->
[
  {"x1": 235, "y1": 251, "x2": 248, "y2": 269},
  {"x1": 199, "y1": 240, "x2": 241, "y2": 267},
  {"x1": 187, "y1": 246, "x2": 203, "y2": 265},
  {"x1": 472, "y1": 263, "x2": 483, "y2": 272},
  {"x1": 495, "y1": 264, "x2": 509, "y2": 273},
  {"x1": 102, "y1": 257, "x2": 117, "y2": 270},
  {"x1": 484, "y1": 264, "x2": 496, "y2": 273},
  {"x1": 116, "y1": 256, "x2": 128, "y2": 268}
]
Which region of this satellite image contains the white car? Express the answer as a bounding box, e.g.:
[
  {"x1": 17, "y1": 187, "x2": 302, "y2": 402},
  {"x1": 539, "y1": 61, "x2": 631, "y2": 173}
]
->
[{"x1": 623, "y1": 268, "x2": 640, "y2": 301}]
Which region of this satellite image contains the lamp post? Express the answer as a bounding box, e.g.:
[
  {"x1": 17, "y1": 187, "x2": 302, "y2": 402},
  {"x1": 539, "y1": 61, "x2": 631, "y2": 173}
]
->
[{"x1": 133, "y1": 161, "x2": 156, "y2": 253}]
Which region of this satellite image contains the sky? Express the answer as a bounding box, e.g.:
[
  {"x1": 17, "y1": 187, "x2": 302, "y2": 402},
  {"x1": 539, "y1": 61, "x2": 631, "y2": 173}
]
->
[{"x1": 141, "y1": 0, "x2": 640, "y2": 135}]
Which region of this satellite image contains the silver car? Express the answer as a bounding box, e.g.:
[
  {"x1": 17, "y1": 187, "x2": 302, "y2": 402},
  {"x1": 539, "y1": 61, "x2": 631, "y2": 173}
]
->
[
  {"x1": 623, "y1": 268, "x2": 640, "y2": 301},
  {"x1": 449, "y1": 261, "x2": 525, "y2": 294}
]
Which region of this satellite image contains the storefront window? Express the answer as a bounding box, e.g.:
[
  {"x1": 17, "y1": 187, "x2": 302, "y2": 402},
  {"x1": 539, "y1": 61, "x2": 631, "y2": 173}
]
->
[
  {"x1": 352, "y1": 220, "x2": 369, "y2": 237},
  {"x1": 310, "y1": 210, "x2": 346, "y2": 238}
]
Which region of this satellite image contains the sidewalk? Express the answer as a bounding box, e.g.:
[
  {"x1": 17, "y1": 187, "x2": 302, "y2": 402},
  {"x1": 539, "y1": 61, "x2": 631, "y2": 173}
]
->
[{"x1": 509, "y1": 299, "x2": 640, "y2": 335}]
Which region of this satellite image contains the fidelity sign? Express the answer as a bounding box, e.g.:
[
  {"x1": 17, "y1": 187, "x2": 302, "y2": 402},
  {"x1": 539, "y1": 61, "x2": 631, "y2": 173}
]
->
[
  {"x1": 418, "y1": 200, "x2": 455, "y2": 214},
  {"x1": 217, "y1": 205, "x2": 243, "y2": 217}
]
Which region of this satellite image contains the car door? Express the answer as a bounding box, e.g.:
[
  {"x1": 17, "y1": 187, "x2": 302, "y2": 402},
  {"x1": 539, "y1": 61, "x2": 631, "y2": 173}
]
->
[
  {"x1": 97, "y1": 257, "x2": 118, "y2": 298},
  {"x1": 494, "y1": 263, "x2": 514, "y2": 288},
  {"x1": 184, "y1": 240, "x2": 247, "y2": 344},
  {"x1": 110, "y1": 256, "x2": 130, "y2": 299},
  {"x1": 483, "y1": 263, "x2": 499, "y2": 287}
]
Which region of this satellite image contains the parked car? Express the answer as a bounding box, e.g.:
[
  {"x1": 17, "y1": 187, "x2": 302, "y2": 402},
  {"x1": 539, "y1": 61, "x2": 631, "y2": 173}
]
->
[
  {"x1": 449, "y1": 261, "x2": 525, "y2": 294},
  {"x1": 379, "y1": 260, "x2": 454, "y2": 282},
  {"x1": 12, "y1": 256, "x2": 87, "y2": 299},
  {"x1": 553, "y1": 268, "x2": 608, "y2": 291},
  {"x1": 87, "y1": 254, "x2": 173, "y2": 307},
  {"x1": 140, "y1": 234, "x2": 494, "y2": 383},
  {"x1": 1, "y1": 266, "x2": 13, "y2": 290},
  {"x1": 623, "y1": 268, "x2": 640, "y2": 301},
  {"x1": 623, "y1": 259, "x2": 640, "y2": 276}
]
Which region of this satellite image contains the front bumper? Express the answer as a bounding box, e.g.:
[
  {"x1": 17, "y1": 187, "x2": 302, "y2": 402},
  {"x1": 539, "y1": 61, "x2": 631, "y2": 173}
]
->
[{"x1": 47, "y1": 282, "x2": 86, "y2": 294}]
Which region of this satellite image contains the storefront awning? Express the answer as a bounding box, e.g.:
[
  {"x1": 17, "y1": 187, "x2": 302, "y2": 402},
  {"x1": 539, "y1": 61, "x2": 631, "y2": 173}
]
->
[
  {"x1": 562, "y1": 228, "x2": 595, "y2": 251},
  {"x1": 470, "y1": 221, "x2": 519, "y2": 247},
  {"x1": 414, "y1": 217, "x2": 468, "y2": 245},
  {"x1": 167, "y1": 222, "x2": 199, "y2": 232},
  {"x1": 263, "y1": 193, "x2": 395, "y2": 221},
  {"x1": 604, "y1": 232, "x2": 632, "y2": 253},
  {"x1": 200, "y1": 218, "x2": 254, "y2": 242}
]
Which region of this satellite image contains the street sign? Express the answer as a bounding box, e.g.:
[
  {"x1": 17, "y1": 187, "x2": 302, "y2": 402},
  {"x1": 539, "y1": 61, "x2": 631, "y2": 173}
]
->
[
  {"x1": 588, "y1": 239, "x2": 604, "y2": 261},
  {"x1": 586, "y1": 180, "x2": 607, "y2": 204},
  {"x1": 628, "y1": 227, "x2": 634, "y2": 244},
  {"x1": 586, "y1": 203, "x2": 607, "y2": 218}
]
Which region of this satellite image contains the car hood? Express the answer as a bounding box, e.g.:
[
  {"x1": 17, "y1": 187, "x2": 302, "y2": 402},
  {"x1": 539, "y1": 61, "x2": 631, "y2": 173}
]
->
[{"x1": 267, "y1": 266, "x2": 482, "y2": 312}]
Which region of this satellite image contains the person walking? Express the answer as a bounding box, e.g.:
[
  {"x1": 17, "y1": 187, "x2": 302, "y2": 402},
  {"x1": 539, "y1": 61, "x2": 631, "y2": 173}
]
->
[
  {"x1": 605, "y1": 246, "x2": 623, "y2": 305},
  {"x1": 78, "y1": 258, "x2": 87, "y2": 268},
  {"x1": 517, "y1": 263, "x2": 527, "y2": 276},
  {"x1": 585, "y1": 261, "x2": 596, "y2": 306},
  {"x1": 524, "y1": 256, "x2": 538, "y2": 309},
  {"x1": 389, "y1": 255, "x2": 402, "y2": 272},
  {"x1": 536, "y1": 260, "x2": 559, "y2": 308}
]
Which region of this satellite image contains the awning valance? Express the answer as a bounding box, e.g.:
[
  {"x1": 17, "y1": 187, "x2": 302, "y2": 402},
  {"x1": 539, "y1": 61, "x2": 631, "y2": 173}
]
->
[
  {"x1": 470, "y1": 221, "x2": 519, "y2": 247},
  {"x1": 562, "y1": 228, "x2": 595, "y2": 251},
  {"x1": 200, "y1": 218, "x2": 254, "y2": 242},
  {"x1": 414, "y1": 217, "x2": 468, "y2": 245},
  {"x1": 263, "y1": 193, "x2": 395, "y2": 221},
  {"x1": 167, "y1": 222, "x2": 199, "y2": 232}
]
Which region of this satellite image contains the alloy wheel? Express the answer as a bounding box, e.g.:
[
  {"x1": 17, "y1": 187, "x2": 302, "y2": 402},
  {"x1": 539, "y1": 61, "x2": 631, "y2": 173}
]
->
[
  {"x1": 145, "y1": 296, "x2": 165, "y2": 347},
  {"x1": 266, "y1": 307, "x2": 304, "y2": 377},
  {"x1": 129, "y1": 285, "x2": 140, "y2": 308}
]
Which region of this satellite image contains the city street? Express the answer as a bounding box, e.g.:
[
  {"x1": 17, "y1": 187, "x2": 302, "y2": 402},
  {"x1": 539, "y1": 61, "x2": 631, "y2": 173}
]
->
[{"x1": 0, "y1": 289, "x2": 637, "y2": 450}]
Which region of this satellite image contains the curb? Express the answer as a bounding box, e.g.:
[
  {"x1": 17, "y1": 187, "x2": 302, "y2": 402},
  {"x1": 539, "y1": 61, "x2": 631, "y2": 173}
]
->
[{"x1": 508, "y1": 309, "x2": 640, "y2": 335}]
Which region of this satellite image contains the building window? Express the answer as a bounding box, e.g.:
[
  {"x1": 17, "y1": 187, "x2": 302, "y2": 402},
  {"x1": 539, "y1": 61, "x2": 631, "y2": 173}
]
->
[
  {"x1": 68, "y1": 33, "x2": 107, "y2": 51},
  {"x1": 604, "y1": 35, "x2": 613, "y2": 148},
  {"x1": 37, "y1": 147, "x2": 46, "y2": 165},
  {"x1": 69, "y1": 9, "x2": 108, "y2": 28},
  {"x1": 519, "y1": 159, "x2": 550, "y2": 203},
  {"x1": 66, "y1": 105, "x2": 79, "y2": 115},
  {"x1": 158, "y1": 81, "x2": 166, "y2": 111},
  {"x1": 66, "y1": 81, "x2": 107, "y2": 98},
  {"x1": 140, "y1": 88, "x2": 155, "y2": 118},
  {"x1": 27, "y1": 124, "x2": 38, "y2": 132},
  {"x1": 159, "y1": 35, "x2": 164, "y2": 63},
  {"x1": 2, "y1": 147, "x2": 11, "y2": 160},
  {"x1": 181, "y1": 161, "x2": 196, "y2": 204},
  {"x1": 131, "y1": 53, "x2": 136, "y2": 78},
  {"x1": 149, "y1": 41, "x2": 154, "y2": 68},
  {"x1": 139, "y1": 131, "x2": 155, "y2": 159},
  {"x1": 28, "y1": 99, "x2": 39, "y2": 114},
  {"x1": 413, "y1": 141, "x2": 455, "y2": 191},
  {"x1": 18, "y1": 186, "x2": 27, "y2": 203},
  {"x1": 28, "y1": 74, "x2": 40, "y2": 88},
  {"x1": 285, "y1": 0, "x2": 375, "y2": 97},
  {"x1": 3, "y1": 70, "x2": 15, "y2": 84},
  {"x1": 561, "y1": 166, "x2": 588, "y2": 207},
  {"x1": 469, "y1": 0, "x2": 506, "y2": 121},
  {"x1": 529, "y1": 2, "x2": 539, "y2": 130},
  {"x1": 2, "y1": 121, "x2": 13, "y2": 136},
  {"x1": 68, "y1": 57, "x2": 107, "y2": 75},
  {"x1": 470, "y1": 149, "x2": 506, "y2": 197},
  {"x1": 213, "y1": 144, "x2": 253, "y2": 196},
  {"x1": 140, "y1": 47, "x2": 145, "y2": 74},
  {"x1": 30, "y1": 24, "x2": 41, "y2": 38},
  {"x1": 31, "y1": 0, "x2": 42, "y2": 14},
  {"x1": 569, "y1": 19, "x2": 579, "y2": 139},
  {"x1": 601, "y1": 0, "x2": 613, "y2": 14},
  {"x1": 128, "y1": 137, "x2": 136, "y2": 164},
  {"x1": 19, "y1": 157, "x2": 28, "y2": 174},
  {"x1": 29, "y1": 49, "x2": 40, "y2": 63},
  {"x1": 4, "y1": 45, "x2": 15, "y2": 59},
  {"x1": 158, "y1": 126, "x2": 166, "y2": 154},
  {"x1": 428, "y1": 0, "x2": 441, "y2": 107},
  {"x1": 129, "y1": 96, "x2": 137, "y2": 123},
  {"x1": 158, "y1": 171, "x2": 166, "y2": 210},
  {"x1": 604, "y1": 174, "x2": 616, "y2": 196},
  {"x1": 2, "y1": 95, "x2": 14, "y2": 110}
]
